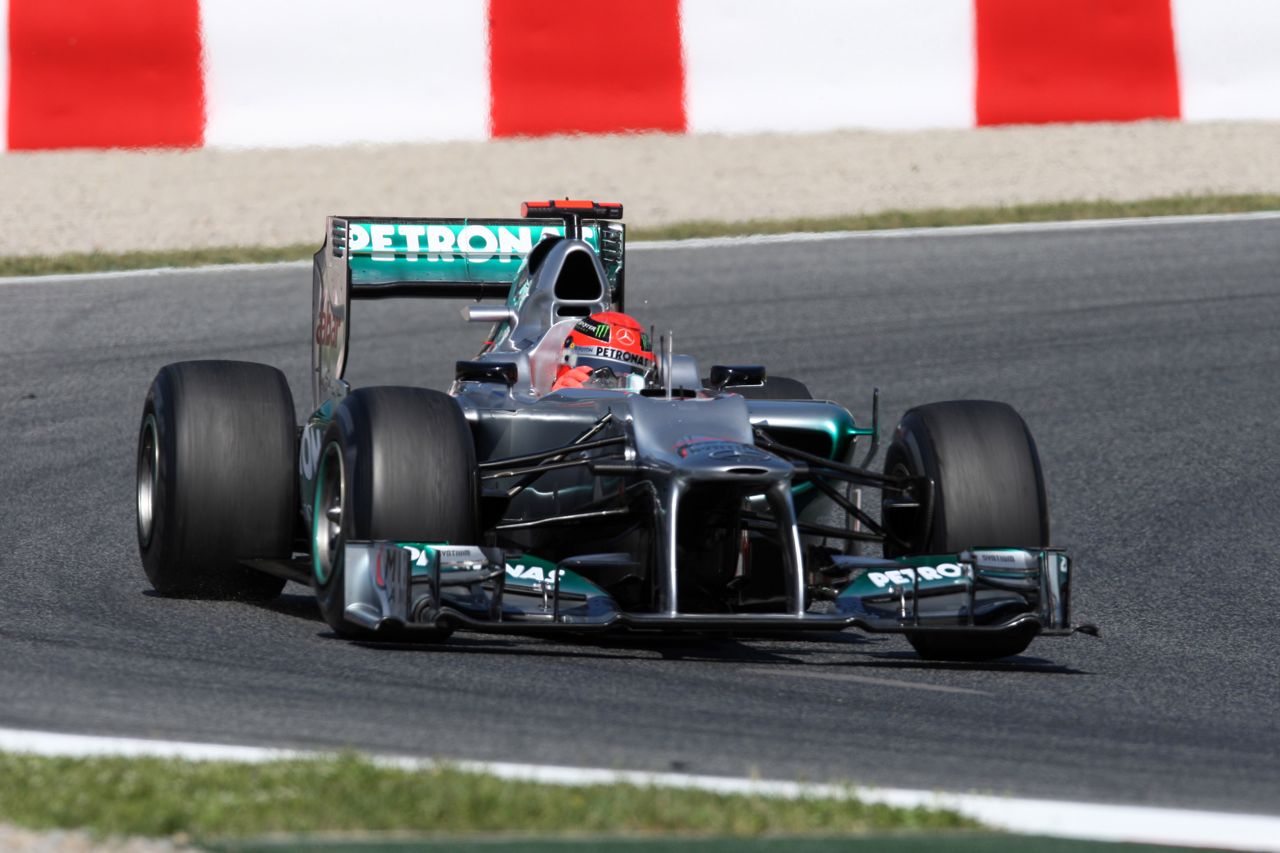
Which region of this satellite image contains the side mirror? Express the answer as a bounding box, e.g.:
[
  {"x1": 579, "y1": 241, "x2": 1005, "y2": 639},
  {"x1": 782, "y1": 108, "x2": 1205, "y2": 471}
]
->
[
  {"x1": 456, "y1": 361, "x2": 518, "y2": 386},
  {"x1": 709, "y1": 364, "x2": 766, "y2": 389}
]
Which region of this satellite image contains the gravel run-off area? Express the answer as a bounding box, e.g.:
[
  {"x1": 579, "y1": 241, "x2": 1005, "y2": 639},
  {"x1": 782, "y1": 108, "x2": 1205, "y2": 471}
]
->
[
  {"x1": 0, "y1": 825, "x2": 194, "y2": 852},
  {"x1": 2, "y1": 120, "x2": 1279, "y2": 257}
]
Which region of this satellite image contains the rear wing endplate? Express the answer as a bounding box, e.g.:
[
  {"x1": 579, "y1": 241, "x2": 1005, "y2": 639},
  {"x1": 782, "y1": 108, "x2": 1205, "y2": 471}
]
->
[{"x1": 312, "y1": 214, "x2": 625, "y2": 407}]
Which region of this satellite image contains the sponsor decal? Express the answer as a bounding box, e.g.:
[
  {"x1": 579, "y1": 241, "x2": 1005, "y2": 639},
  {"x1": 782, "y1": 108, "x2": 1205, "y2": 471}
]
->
[
  {"x1": 705, "y1": 444, "x2": 770, "y2": 462},
  {"x1": 434, "y1": 545, "x2": 488, "y2": 565},
  {"x1": 591, "y1": 345, "x2": 653, "y2": 366},
  {"x1": 615, "y1": 327, "x2": 636, "y2": 347},
  {"x1": 574, "y1": 319, "x2": 611, "y2": 341},
  {"x1": 396, "y1": 547, "x2": 568, "y2": 591},
  {"x1": 971, "y1": 549, "x2": 1037, "y2": 570},
  {"x1": 675, "y1": 435, "x2": 730, "y2": 457},
  {"x1": 347, "y1": 223, "x2": 596, "y2": 264},
  {"x1": 505, "y1": 564, "x2": 565, "y2": 585},
  {"x1": 315, "y1": 302, "x2": 341, "y2": 347},
  {"x1": 380, "y1": 548, "x2": 411, "y2": 619},
  {"x1": 674, "y1": 435, "x2": 766, "y2": 462},
  {"x1": 401, "y1": 546, "x2": 433, "y2": 568},
  {"x1": 400, "y1": 545, "x2": 488, "y2": 569},
  {"x1": 866, "y1": 563, "x2": 966, "y2": 588},
  {"x1": 298, "y1": 423, "x2": 323, "y2": 481}
]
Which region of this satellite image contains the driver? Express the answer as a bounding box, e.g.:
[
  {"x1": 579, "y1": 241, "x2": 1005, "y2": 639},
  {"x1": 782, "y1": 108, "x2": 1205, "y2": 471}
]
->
[{"x1": 552, "y1": 311, "x2": 655, "y2": 392}]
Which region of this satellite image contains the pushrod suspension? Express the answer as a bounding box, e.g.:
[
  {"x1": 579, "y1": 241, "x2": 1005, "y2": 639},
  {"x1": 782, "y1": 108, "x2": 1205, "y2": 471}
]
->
[{"x1": 752, "y1": 429, "x2": 908, "y2": 492}]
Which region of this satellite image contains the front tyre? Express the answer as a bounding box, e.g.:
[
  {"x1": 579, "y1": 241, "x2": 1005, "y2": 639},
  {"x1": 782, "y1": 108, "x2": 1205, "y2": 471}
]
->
[
  {"x1": 882, "y1": 400, "x2": 1049, "y2": 661},
  {"x1": 905, "y1": 623, "x2": 1042, "y2": 663},
  {"x1": 311, "y1": 387, "x2": 479, "y2": 640},
  {"x1": 137, "y1": 361, "x2": 294, "y2": 599}
]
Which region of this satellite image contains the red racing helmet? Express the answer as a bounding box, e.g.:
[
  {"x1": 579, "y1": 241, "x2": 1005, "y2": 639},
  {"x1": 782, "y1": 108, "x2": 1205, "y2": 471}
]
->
[{"x1": 559, "y1": 311, "x2": 655, "y2": 391}]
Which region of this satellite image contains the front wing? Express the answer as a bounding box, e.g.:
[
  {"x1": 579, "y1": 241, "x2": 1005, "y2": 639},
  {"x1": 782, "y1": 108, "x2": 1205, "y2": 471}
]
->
[{"x1": 340, "y1": 541, "x2": 1085, "y2": 641}]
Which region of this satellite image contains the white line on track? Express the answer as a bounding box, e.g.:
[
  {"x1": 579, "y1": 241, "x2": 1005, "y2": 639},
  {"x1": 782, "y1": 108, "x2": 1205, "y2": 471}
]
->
[
  {"x1": 0, "y1": 259, "x2": 309, "y2": 286},
  {"x1": 631, "y1": 209, "x2": 1280, "y2": 251},
  {"x1": 1, "y1": 210, "x2": 1276, "y2": 286},
  {"x1": 743, "y1": 665, "x2": 989, "y2": 695},
  {"x1": 2, "y1": 726, "x2": 1276, "y2": 851}
]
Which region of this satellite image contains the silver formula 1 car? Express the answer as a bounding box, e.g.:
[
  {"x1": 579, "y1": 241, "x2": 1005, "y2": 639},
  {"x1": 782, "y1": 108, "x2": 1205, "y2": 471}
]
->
[{"x1": 136, "y1": 200, "x2": 1094, "y2": 661}]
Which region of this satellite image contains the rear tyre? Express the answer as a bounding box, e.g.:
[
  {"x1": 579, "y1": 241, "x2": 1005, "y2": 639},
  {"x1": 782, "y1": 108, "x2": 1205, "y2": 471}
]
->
[
  {"x1": 137, "y1": 361, "x2": 294, "y2": 599},
  {"x1": 311, "y1": 387, "x2": 479, "y2": 640},
  {"x1": 881, "y1": 400, "x2": 1049, "y2": 661}
]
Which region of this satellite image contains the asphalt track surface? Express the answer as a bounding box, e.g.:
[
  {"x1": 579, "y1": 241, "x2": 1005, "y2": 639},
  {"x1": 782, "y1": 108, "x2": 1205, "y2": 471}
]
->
[{"x1": 2, "y1": 217, "x2": 1278, "y2": 815}]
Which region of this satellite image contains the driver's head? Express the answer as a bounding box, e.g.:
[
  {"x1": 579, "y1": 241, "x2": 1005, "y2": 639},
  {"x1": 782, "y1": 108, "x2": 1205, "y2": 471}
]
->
[{"x1": 556, "y1": 311, "x2": 655, "y2": 392}]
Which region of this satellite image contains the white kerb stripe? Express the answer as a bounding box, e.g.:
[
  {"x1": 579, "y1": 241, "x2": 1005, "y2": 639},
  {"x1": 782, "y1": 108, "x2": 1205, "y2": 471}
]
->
[
  {"x1": 1172, "y1": 0, "x2": 1280, "y2": 121},
  {"x1": 200, "y1": 0, "x2": 489, "y2": 147},
  {"x1": 0, "y1": 727, "x2": 1277, "y2": 851},
  {"x1": 0, "y1": 0, "x2": 9, "y2": 151},
  {"x1": 682, "y1": 0, "x2": 974, "y2": 133}
]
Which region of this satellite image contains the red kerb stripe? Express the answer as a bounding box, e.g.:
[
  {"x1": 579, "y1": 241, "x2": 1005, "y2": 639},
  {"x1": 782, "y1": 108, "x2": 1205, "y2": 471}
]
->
[
  {"x1": 7, "y1": 0, "x2": 204, "y2": 150},
  {"x1": 975, "y1": 0, "x2": 1180, "y2": 126},
  {"x1": 488, "y1": 0, "x2": 686, "y2": 138}
]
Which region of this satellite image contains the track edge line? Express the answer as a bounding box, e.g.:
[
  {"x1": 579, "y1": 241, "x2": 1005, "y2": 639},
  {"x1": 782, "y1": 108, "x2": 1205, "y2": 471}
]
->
[{"x1": 0, "y1": 726, "x2": 1275, "y2": 851}]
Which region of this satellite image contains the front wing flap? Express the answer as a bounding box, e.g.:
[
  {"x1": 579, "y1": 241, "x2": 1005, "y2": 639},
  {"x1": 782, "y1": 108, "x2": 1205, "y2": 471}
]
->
[
  {"x1": 831, "y1": 548, "x2": 1075, "y2": 635},
  {"x1": 341, "y1": 541, "x2": 618, "y2": 633},
  {"x1": 340, "y1": 542, "x2": 1084, "y2": 641}
]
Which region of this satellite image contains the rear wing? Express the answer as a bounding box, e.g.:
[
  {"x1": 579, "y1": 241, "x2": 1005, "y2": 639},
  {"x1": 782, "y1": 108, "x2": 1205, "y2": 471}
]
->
[{"x1": 311, "y1": 208, "x2": 625, "y2": 408}]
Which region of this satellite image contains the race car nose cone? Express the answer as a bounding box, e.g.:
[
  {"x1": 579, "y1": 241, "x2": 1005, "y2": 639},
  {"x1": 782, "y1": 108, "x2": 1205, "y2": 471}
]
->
[
  {"x1": 626, "y1": 394, "x2": 792, "y2": 482},
  {"x1": 674, "y1": 440, "x2": 790, "y2": 481}
]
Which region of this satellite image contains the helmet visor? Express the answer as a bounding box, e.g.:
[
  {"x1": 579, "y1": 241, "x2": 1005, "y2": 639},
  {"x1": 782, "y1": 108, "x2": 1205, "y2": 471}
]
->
[{"x1": 566, "y1": 351, "x2": 654, "y2": 391}]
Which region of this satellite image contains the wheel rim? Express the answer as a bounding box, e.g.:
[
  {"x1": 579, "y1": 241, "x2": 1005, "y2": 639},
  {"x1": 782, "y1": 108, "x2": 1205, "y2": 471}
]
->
[
  {"x1": 312, "y1": 441, "x2": 345, "y2": 585},
  {"x1": 136, "y1": 414, "x2": 159, "y2": 548},
  {"x1": 883, "y1": 460, "x2": 920, "y2": 552}
]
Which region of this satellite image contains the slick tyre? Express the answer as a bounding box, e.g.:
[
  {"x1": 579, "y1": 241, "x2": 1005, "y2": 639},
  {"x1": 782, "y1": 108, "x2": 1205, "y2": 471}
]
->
[
  {"x1": 137, "y1": 361, "x2": 295, "y2": 599},
  {"x1": 311, "y1": 387, "x2": 479, "y2": 641},
  {"x1": 881, "y1": 400, "x2": 1049, "y2": 661}
]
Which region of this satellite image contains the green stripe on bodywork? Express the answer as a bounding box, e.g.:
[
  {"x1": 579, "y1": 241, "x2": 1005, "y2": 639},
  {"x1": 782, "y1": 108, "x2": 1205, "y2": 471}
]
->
[
  {"x1": 838, "y1": 551, "x2": 1039, "y2": 599},
  {"x1": 840, "y1": 554, "x2": 972, "y2": 598},
  {"x1": 396, "y1": 546, "x2": 606, "y2": 599},
  {"x1": 348, "y1": 222, "x2": 600, "y2": 286},
  {"x1": 794, "y1": 409, "x2": 866, "y2": 501}
]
